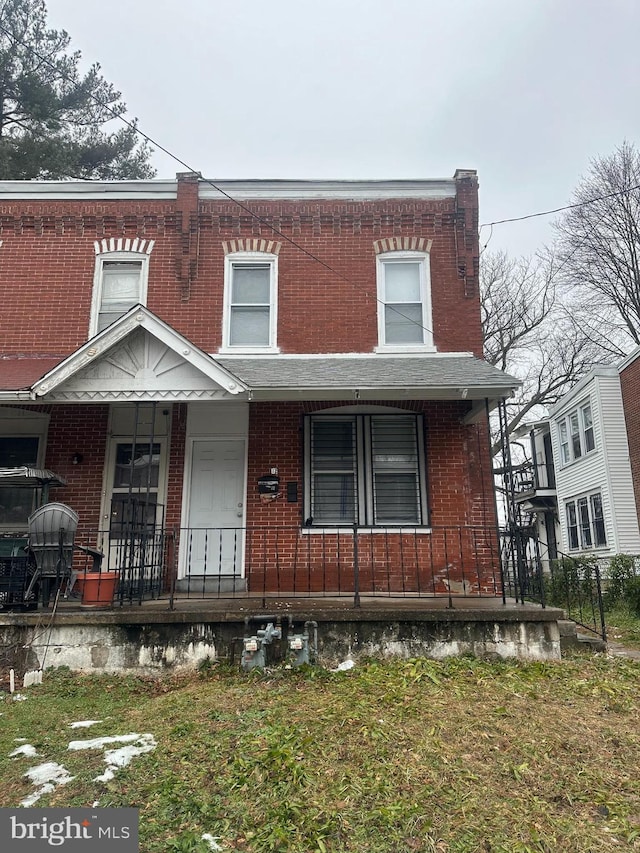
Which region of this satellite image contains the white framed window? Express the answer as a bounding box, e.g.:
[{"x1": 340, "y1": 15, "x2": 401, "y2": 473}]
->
[
  {"x1": 90, "y1": 250, "x2": 151, "y2": 336},
  {"x1": 565, "y1": 492, "x2": 606, "y2": 550},
  {"x1": 221, "y1": 252, "x2": 278, "y2": 352},
  {"x1": 375, "y1": 251, "x2": 434, "y2": 351},
  {"x1": 557, "y1": 401, "x2": 595, "y2": 465},
  {"x1": 303, "y1": 413, "x2": 428, "y2": 527}
]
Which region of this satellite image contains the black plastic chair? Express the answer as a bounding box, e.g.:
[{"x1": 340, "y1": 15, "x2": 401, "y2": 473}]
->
[{"x1": 24, "y1": 502, "x2": 103, "y2": 607}]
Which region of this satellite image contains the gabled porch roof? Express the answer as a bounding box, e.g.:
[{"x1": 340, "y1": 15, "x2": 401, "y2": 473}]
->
[{"x1": 6, "y1": 306, "x2": 248, "y2": 402}]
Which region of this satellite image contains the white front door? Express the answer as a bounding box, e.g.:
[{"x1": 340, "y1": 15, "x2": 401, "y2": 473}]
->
[{"x1": 185, "y1": 439, "x2": 245, "y2": 576}]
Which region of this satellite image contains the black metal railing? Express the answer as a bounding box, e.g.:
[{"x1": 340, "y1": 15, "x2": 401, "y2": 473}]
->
[
  {"x1": 501, "y1": 525, "x2": 607, "y2": 640},
  {"x1": 511, "y1": 461, "x2": 556, "y2": 496},
  {"x1": 61, "y1": 524, "x2": 505, "y2": 610}
]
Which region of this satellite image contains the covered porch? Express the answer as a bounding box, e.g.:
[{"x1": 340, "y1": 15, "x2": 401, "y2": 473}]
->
[{"x1": 0, "y1": 306, "x2": 518, "y2": 616}]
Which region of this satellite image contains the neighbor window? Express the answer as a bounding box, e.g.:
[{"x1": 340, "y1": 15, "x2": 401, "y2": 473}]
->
[
  {"x1": 304, "y1": 414, "x2": 427, "y2": 527},
  {"x1": 0, "y1": 436, "x2": 41, "y2": 527},
  {"x1": 565, "y1": 492, "x2": 606, "y2": 550},
  {"x1": 557, "y1": 402, "x2": 595, "y2": 465},
  {"x1": 90, "y1": 251, "x2": 150, "y2": 336},
  {"x1": 376, "y1": 252, "x2": 433, "y2": 350},
  {"x1": 222, "y1": 253, "x2": 278, "y2": 351}
]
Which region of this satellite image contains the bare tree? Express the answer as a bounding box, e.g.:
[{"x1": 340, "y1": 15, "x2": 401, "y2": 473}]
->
[
  {"x1": 555, "y1": 141, "x2": 640, "y2": 352},
  {"x1": 481, "y1": 250, "x2": 606, "y2": 455}
]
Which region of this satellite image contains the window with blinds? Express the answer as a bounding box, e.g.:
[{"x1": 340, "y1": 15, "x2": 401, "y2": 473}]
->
[
  {"x1": 222, "y1": 253, "x2": 278, "y2": 351},
  {"x1": 229, "y1": 263, "x2": 272, "y2": 346},
  {"x1": 90, "y1": 252, "x2": 150, "y2": 337},
  {"x1": 305, "y1": 414, "x2": 427, "y2": 527},
  {"x1": 98, "y1": 261, "x2": 143, "y2": 331},
  {"x1": 376, "y1": 252, "x2": 433, "y2": 350}
]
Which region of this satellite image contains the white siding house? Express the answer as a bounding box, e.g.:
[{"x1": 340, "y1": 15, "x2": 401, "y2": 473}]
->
[{"x1": 548, "y1": 366, "x2": 640, "y2": 558}]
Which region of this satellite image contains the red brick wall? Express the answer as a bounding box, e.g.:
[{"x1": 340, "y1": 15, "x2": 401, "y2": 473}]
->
[
  {"x1": 244, "y1": 400, "x2": 499, "y2": 594},
  {"x1": 43, "y1": 405, "x2": 109, "y2": 533},
  {"x1": 33, "y1": 397, "x2": 499, "y2": 593},
  {"x1": 620, "y1": 355, "x2": 640, "y2": 524},
  {"x1": 0, "y1": 175, "x2": 482, "y2": 359}
]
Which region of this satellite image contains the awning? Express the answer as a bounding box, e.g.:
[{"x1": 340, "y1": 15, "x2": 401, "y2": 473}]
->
[{"x1": 0, "y1": 468, "x2": 67, "y2": 488}]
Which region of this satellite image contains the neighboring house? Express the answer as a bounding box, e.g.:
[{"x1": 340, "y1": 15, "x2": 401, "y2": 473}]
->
[
  {"x1": 546, "y1": 366, "x2": 640, "y2": 559},
  {"x1": 619, "y1": 347, "x2": 640, "y2": 531},
  {"x1": 0, "y1": 170, "x2": 517, "y2": 600},
  {"x1": 510, "y1": 419, "x2": 559, "y2": 568}
]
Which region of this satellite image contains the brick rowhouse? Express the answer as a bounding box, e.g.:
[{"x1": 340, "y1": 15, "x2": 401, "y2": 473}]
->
[{"x1": 0, "y1": 171, "x2": 514, "y2": 596}]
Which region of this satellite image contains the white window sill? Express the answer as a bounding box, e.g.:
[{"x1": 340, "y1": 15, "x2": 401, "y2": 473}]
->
[
  {"x1": 373, "y1": 345, "x2": 437, "y2": 354},
  {"x1": 560, "y1": 448, "x2": 597, "y2": 468},
  {"x1": 217, "y1": 346, "x2": 281, "y2": 355},
  {"x1": 300, "y1": 527, "x2": 432, "y2": 535},
  {"x1": 567, "y1": 546, "x2": 608, "y2": 553}
]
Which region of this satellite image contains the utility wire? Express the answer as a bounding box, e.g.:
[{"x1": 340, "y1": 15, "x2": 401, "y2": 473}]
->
[
  {"x1": 0, "y1": 20, "x2": 460, "y2": 346},
  {"x1": 480, "y1": 182, "x2": 640, "y2": 228},
  {"x1": 8, "y1": 21, "x2": 628, "y2": 347}
]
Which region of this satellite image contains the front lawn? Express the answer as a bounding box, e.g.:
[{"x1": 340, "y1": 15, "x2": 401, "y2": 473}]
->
[{"x1": 1, "y1": 656, "x2": 640, "y2": 852}]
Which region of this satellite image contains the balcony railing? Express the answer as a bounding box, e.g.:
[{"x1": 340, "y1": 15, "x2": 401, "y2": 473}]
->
[{"x1": 512, "y1": 460, "x2": 556, "y2": 498}]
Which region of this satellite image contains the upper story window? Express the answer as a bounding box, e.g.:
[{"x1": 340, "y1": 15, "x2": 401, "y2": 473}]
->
[
  {"x1": 303, "y1": 413, "x2": 428, "y2": 527},
  {"x1": 375, "y1": 251, "x2": 434, "y2": 351},
  {"x1": 221, "y1": 252, "x2": 278, "y2": 352},
  {"x1": 90, "y1": 239, "x2": 154, "y2": 337},
  {"x1": 557, "y1": 401, "x2": 595, "y2": 465}
]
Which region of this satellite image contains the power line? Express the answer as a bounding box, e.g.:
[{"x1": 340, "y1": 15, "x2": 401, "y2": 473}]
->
[
  {"x1": 480, "y1": 182, "x2": 640, "y2": 228},
  {"x1": 0, "y1": 20, "x2": 461, "y2": 347}
]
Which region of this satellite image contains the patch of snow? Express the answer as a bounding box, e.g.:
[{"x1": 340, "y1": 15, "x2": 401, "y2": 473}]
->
[
  {"x1": 68, "y1": 733, "x2": 157, "y2": 783},
  {"x1": 202, "y1": 833, "x2": 223, "y2": 851},
  {"x1": 69, "y1": 720, "x2": 103, "y2": 729},
  {"x1": 20, "y1": 762, "x2": 74, "y2": 807},
  {"x1": 10, "y1": 744, "x2": 37, "y2": 759}
]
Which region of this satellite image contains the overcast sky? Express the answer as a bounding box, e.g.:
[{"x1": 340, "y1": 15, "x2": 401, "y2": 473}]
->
[{"x1": 45, "y1": 0, "x2": 640, "y2": 257}]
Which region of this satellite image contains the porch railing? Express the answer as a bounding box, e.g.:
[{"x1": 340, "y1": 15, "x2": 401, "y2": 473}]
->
[
  {"x1": 70, "y1": 524, "x2": 504, "y2": 609},
  {"x1": 500, "y1": 525, "x2": 607, "y2": 641}
]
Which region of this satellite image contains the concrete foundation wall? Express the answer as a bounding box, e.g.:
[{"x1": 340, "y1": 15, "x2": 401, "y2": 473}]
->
[{"x1": 0, "y1": 612, "x2": 561, "y2": 676}]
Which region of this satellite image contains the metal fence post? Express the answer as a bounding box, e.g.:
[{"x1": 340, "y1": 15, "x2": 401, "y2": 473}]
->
[
  {"x1": 595, "y1": 563, "x2": 607, "y2": 643},
  {"x1": 353, "y1": 524, "x2": 360, "y2": 608}
]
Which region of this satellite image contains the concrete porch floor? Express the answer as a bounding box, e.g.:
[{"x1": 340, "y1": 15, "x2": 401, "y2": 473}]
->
[
  {"x1": 0, "y1": 594, "x2": 571, "y2": 676},
  {"x1": 1, "y1": 592, "x2": 565, "y2": 626}
]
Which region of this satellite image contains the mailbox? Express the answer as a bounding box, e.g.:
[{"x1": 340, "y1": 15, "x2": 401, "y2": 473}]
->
[{"x1": 257, "y1": 474, "x2": 280, "y2": 495}]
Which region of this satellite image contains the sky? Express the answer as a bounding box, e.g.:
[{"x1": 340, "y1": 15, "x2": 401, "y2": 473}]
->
[{"x1": 44, "y1": 0, "x2": 640, "y2": 258}]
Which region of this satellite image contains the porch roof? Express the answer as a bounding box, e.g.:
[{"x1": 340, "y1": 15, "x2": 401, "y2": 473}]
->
[
  {"x1": 0, "y1": 357, "x2": 65, "y2": 392},
  {"x1": 217, "y1": 355, "x2": 519, "y2": 402}
]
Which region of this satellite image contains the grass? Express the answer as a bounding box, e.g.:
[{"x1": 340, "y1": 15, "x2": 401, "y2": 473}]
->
[
  {"x1": 1, "y1": 656, "x2": 640, "y2": 852},
  {"x1": 605, "y1": 606, "x2": 640, "y2": 649}
]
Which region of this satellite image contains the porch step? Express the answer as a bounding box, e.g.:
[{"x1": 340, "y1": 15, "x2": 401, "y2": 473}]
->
[
  {"x1": 558, "y1": 619, "x2": 607, "y2": 654},
  {"x1": 174, "y1": 575, "x2": 247, "y2": 594}
]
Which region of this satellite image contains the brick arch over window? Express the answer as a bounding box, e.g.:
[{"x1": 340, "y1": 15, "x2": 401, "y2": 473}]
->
[
  {"x1": 222, "y1": 239, "x2": 282, "y2": 255},
  {"x1": 94, "y1": 238, "x2": 155, "y2": 256},
  {"x1": 373, "y1": 237, "x2": 432, "y2": 254}
]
